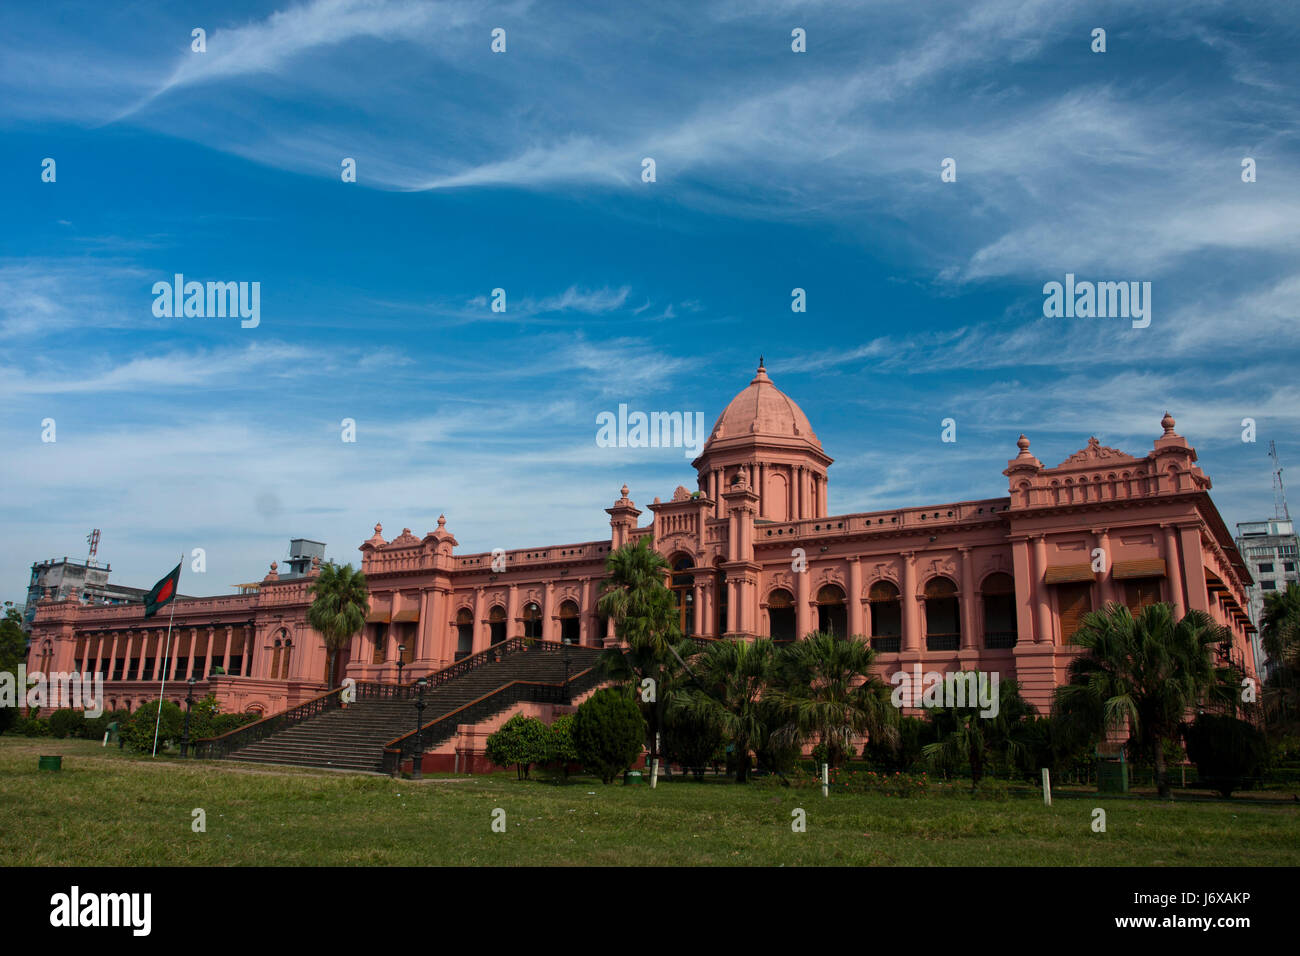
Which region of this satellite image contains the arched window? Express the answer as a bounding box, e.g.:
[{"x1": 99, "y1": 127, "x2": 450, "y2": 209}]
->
[
  {"x1": 271, "y1": 637, "x2": 283, "y2": 680},
  {"x1": 924, "y1": 577, "x2": 960, "y2": 651},
  {"x1": 767, "y1": 589, "x2": 795, "y2": 643},
  {"x1": 489, "y1": 605, "x2": 507, "y2": 645},
  {"x1": 816, "y1": 584, "x2": 847, "y2": 638},
  {"x1": 559, "y1": 600, "x2": 580, "y2": 645},
  {"x1": 280, "y1": 638, "x2": 293, "y2": 679},
  {"x1": 455, "y1": 608, "x2": 474, "y2": 661},
  {"x1": 869, "y1": 581, "x2": 901, "y2": 653},
  {"x1": 982, "y1": 573, "x2": 1017, "y2": 648},
  {"x1": 717, "y1": 572, "x2": 730, "y2": 635},
  {"x1": 523, "y1": 602, "x2": 542, "y2": 641},
  {"x1": 670, "y1": 557, "x2": 695, "y2": 637}
]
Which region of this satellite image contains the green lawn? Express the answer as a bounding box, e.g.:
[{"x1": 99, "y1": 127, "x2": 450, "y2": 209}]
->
[{"x1": 2, "y1": 737, "x2": 1296, "y2": 866}]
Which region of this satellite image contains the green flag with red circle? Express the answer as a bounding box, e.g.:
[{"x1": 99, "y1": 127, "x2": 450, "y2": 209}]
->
[{"x1": 143, "y1": 563, "x2": 182, "y2": 619}]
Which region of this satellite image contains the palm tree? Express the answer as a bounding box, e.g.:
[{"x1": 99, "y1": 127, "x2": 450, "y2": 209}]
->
[
  {"x1": 307, "y1": 561, "x2": 369, "y2": 689},
  {"x1": 768, "y1": 632, "x2": 899, "y2": 772},
  {"x1": 921, "y1": 675, "x2": 1034, "y2": 787},
  {"x1": 596, "y1": 539, "x2": 683, "y2": 779},
  {"x1": 673, "y1": 637, "x2": 777, "y2": 783},
  {"x1": 1260, "y1": 582, "x2": 1300, "y2": 727},
  {"x1": 1054, "y1": 602, "x2": 1232, "y2": 798}
]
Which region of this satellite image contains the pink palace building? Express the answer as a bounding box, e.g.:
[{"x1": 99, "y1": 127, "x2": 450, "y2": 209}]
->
[{"x1": 28, "y1": 362, "x2": 1258, "y2": 718}]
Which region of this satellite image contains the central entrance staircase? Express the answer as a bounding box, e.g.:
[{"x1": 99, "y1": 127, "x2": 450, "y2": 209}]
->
[{"x1": 194, "y1": 639, "x2": 605, "y2": 773}]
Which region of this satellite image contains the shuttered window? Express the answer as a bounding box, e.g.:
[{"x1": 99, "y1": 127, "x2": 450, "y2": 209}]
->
[
  {"x1": 1124, "y1": 577, "x2": 1162, "y2": 614},
  {"x1": 1056, "y1": 583, "x2": 1093, "y2": 643}
]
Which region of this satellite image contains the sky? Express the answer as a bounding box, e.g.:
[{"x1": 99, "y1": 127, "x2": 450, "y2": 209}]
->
[{"x1": 2, "y1": 0, "x2": 1298, "y2": 602}]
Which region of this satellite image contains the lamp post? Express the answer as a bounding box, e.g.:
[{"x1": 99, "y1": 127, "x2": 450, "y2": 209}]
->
[
  {"x1": 180, "y1": 677, "x2": 196, "y2": 758},
  {"x1": 411, "y1": 677, "x2": 427, "y2": 780},
  {"x1": 396, "y1": 645, "x2": 406, "y2": 687}
]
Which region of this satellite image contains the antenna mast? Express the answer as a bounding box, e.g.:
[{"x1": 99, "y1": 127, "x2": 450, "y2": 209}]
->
[
  {"x1": 86, "y1": 528, "x2": 100, "y2": 566},
  {"x1": 1270, "y1": 441, "x2": 1290, "y2": 521}
]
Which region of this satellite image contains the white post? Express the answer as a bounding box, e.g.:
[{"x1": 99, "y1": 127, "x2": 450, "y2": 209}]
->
[
  {"x1": 650, "y1": 732, "x2": 660, "y2": 789},
  {"x1": 1041, "y1": 767, "x2": 1052, "y2": 806},
  {"x1": 821, "y1": 762, "x2": 829, "y2": 798}
]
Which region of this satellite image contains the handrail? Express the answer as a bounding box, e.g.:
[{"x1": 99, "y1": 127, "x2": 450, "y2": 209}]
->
[
  {"x1": 192, "y1": 683, "x2": 347, "y2": 759},
  {"x1": 364, "y1": 637, "x2": 583, "y2": 700},
  {"x1": 380, "y1": 664, "x2": 605, "y2": 775}
]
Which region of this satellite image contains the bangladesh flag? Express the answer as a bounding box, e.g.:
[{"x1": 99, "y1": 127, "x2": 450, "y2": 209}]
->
[{"x1": 143, "y1": 563, "x2": 182, "y2": 619}]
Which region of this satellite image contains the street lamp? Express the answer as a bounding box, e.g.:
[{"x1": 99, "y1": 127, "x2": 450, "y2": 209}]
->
[
  {"x1": 181, "y1": 677, "x2": 196, "y2": 758},
  {"x1": 396, "y1": 645, "x2": 406, "y2": 686},
  {"x1": 411, "y1": 677, "x2": 427, "y2": 780}
]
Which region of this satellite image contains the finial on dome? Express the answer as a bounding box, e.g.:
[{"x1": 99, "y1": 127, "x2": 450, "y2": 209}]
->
[
  {"x1": 437, "y1": 514, "x2": 446, "y2": 528},
  {"x1": 270, "y1": 561, "x2": 278, "y2": 571},
  {"x1": 374, "y1": 522, "x2": 382, "y2": 534},
  {"x1": 620, "y1": 483, "x2": 629, "y2": 499},
  {"x1": 1017, "y1": 434, "x2": 1030, "y2": 452},
  {"x1": 759, "y1": 354, "x2": 764, "y2": 370},
  {"x1": 1161, "y1": 411, "x2": 1176, "y2": 435}
]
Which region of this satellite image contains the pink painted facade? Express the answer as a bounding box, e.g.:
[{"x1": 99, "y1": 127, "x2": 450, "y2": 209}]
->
[{"x1": 28, "y1": 363, "x2": 1257, "y2": 718}]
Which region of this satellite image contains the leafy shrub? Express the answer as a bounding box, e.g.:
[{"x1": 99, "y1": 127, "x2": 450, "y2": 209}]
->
[
  {"x1": 864, "y1": 715, "x2": 930, "y2": 772},
  {"x1": 47, "y1": 709, "x2": 87, "y2": 739},
  {"x1": 1182, "y1": 713, "x2": 1270, "y2": 798},
  {"x1": 663, "y1": 705, "x2": 726, "y2": 779},
  {"x1": 545, "y1": 713, "x2": 579, "y2": 777},
  {"x1": 485, "y1": 713, "x2": 550, "y2": 779},
  {"x1": 122, "y1": 700, "x2": 184, "y2": 753},
  {"x1": 20, "y1": 717, "x2": 51, "y2": 737},
  {"x1": 573, "y1": 688, "x2": 645, "y2": 784}
]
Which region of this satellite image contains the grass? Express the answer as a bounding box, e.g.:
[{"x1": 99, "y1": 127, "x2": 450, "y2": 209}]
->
[{"x1": 2, "y1": 737, "x2": 1297, "y2": 866}]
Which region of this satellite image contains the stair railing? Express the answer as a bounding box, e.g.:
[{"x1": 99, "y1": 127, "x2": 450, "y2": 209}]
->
[
  {"x1": 380, "y1": 664, "x2": 604, "y2": 775},
  {"x1": 356, "y1": 638, "x2": 599, "y2": 700},
  {"x1": 192, "y1": 683, "x2": 347, "y2": 760}
]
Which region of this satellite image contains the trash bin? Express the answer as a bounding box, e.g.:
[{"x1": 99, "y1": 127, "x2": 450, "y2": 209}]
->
[
  {"x1": 623, "y1": 770, "x2": 642, "y2": 786},
  {"x1": 1096, "y1": 747, "x2": 1129, "y2": 793},
  {"x1": 38, "y1": 755, "x2": 62, "y2": 772}
]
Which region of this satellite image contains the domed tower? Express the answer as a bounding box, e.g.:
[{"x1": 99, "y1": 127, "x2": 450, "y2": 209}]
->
[{"x1": 692, "y1": 359, "x2": 833, "y2": 521}]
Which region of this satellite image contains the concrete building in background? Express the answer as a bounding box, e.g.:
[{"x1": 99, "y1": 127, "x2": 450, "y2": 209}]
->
[
  {"x1": 1235, "y1": 517, "x2": 1300, "y2": 680},
  {"x1": 24, "y1": 558, "x2": 151, "y2": 631},
  {"x1": 28, "y1": 363, "x2": 1259, "y2": 721}
]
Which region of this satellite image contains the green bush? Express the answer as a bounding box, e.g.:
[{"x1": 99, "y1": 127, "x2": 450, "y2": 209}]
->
[
  {"x1": 47, "y1": 709, "x2": 87, "y2": 739},
  {"x1": 663, "y1": 705, "x2": 726, "y2": 779},
  {"x1": 573, "y1": 688, "x2": 645, "y2": 784},
  {"x1": 122, "y1": 700, "x2": 184, "y2": 753},
  {"x1": 864, "y1": 715, "x2": 931, "y2": 772},
  {"x1": 1182, "y1": 713, "x2": 1270, "y2": 798},
  {"x1": 546, "y1": 713, "x2": 579, "y2": 777},
  {"x1": 485, "y1": 713, "x2": 550, "y2": 779},
  {"x1": 20, "y1": 717, "x2": 52, "y2": 737}
]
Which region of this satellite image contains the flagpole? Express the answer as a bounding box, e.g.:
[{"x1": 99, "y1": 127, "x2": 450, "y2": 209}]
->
[{"x1": 152, "y1": 555, "x2": 183, "y2": 757}]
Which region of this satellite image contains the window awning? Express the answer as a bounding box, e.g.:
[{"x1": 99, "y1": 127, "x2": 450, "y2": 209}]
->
[
  {"x1": 1045, "y1": 564, "x2": 1095, "y2": 583},
  {"x1": 1112, "y1": 558, "x2": 1167, "y2": 580},
  {"x1": 366, "y1": 599, "x2": 391, "y2": 623},
  {"x1": 392, "y1": 607, "x2": 419, "y2": 623}
]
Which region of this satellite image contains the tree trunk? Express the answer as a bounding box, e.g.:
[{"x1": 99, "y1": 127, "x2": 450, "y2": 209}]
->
[
  {"x1": 326, "y1": 650, "x2": 336, "y2": 689},
  {"x1": 1154, "y1": 737, "x2": 1170, "y2": 798}
]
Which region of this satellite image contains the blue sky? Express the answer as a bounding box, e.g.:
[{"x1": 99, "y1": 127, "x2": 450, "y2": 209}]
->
[{"x1": 2, "y1": 0, "x2": 1298, "y2": 602}]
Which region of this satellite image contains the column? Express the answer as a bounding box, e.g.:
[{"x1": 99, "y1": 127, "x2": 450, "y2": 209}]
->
[
  {"x1": 787, "y1": 467, "x2": 796, "y2": 521},
  {"x1": 204, "y1": 626, "x2": 215, "y2": 676},
  {"x1": 542, "y1": 581, "x2": 555, "y2": 643},
  {"x1": 692, "y1": 581, "x2": 704, "y2": 636},
  {"x1": 848, "y1": 557, "x2": 864, "y2": 637},
  {"x1": 472, "y1": 589, "x2": 485, "y2": 654},
  {"x1": 222, "y1": 625, "x2": 233, "y2": 674},
  {"x1": 757, "y1": 463, "x2": 766, "y2": 517},
  {"x1": 902, "y1": 552, "x2": 920, "y2": 652},
  {"x1": 243, "y1": 626, "x2": 254, "y2": 676},
  {"x1": 506, "y1": 584, "x2": 519, "y2": 643},
  {"x1": 796, "y1": 563, "x2": 811, "y2": 639},
  {"x1": 134, "y1": 632, "x2": 149, "y2": 680},
  {"x1": 1094, "y1": 528, "x2": 1115, "y2": 607},
  {"x1": 107, "y1": 633, "x2": 119, "y2": 680},
  {"x1": 91, "y1": 633, "x2": 105, "y2": 679},
  {"x1": 579, "y1": 578, "x2": 591, "y2": 645},
  {"x1": 1163, "y1": 525, "x2": 1186, "y2": 618},
  {"x1": 959, "y1": 547, "x2": 976, "y2": 650},
  {"x1": 185, "y1": 628, "x2": 197, "y2": 679},
  {"x1": 1033, "y1": 535, "x2": 1053, "y2": 644},
  {"x1": 168, "y1": 632, "x2": 182, "y2": 679}
]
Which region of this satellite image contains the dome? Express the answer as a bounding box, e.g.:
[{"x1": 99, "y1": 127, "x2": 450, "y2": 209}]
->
[{"x1": 704, "y1": 360, "x2": 821, "y2": 452}]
